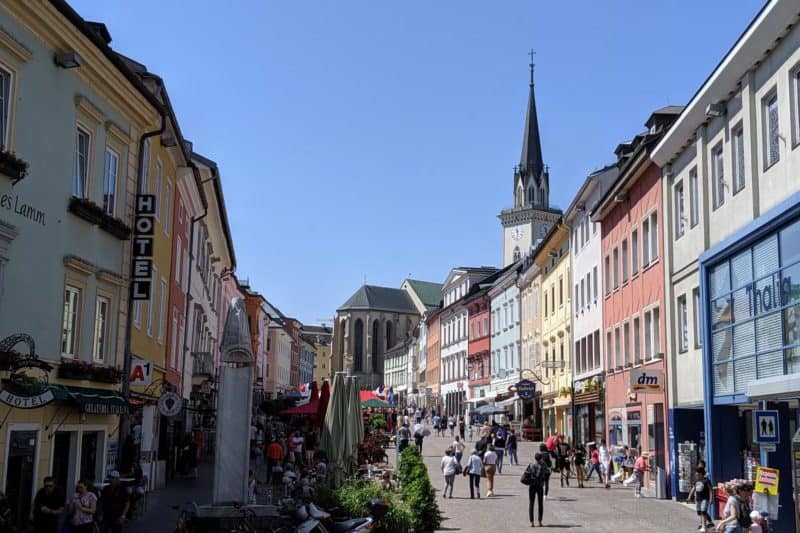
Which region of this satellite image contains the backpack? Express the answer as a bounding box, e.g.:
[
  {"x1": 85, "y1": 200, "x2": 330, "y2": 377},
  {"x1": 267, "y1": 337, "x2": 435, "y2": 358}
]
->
[
  {"x1": 736, "y1": 497, "x2": 752, "y2": 528},
  {"x1": 521, "y1": 463, "x2": 548, "y2": 487}
]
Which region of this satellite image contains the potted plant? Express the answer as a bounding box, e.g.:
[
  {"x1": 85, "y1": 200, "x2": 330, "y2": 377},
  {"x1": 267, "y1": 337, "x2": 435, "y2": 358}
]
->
[
  {"x1": 0, "y1": 150, "x2": 28, "y2": 182},
  {"x1": 58, "y1": 358, "x2": 93, "y2": 380},
  {"x1": 68, "y1": 196, "x2": 105, "y2": 226}
]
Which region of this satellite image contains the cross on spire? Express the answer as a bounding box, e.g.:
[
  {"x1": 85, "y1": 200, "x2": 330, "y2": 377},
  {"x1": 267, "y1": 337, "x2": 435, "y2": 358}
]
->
[{"x1": 528, "y1": 49, "x2": 536, "y2": 86}]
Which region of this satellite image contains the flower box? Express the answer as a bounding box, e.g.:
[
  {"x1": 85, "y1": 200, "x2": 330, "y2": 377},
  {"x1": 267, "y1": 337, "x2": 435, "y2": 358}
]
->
[
  {"x1": 68, "y1": 197, "x2": 131, "y2": 240},
  {"x1": 0, "y1": 151, "x2": 28, "y2": 183},
  {"x1": 58, "y1": 360, "x2": 123, "y2": 384}
]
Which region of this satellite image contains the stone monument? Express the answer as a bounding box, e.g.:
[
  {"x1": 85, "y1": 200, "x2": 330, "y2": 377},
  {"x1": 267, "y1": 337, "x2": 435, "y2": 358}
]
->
[{"x1": 213, "y1": 298, "x2": 254, "y2": 505}]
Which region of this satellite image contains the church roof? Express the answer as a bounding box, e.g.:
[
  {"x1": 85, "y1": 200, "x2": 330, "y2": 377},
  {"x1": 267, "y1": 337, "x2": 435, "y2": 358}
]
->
[
  {"x1": 338, "y1": 285, "x2": 418, "y2": 314},
  {"x1": 404, "y1": 279, "x2": 443, "y2": 309},
  {"x1": 519, "y1": 71, "x2": 545, "y2": 179}
]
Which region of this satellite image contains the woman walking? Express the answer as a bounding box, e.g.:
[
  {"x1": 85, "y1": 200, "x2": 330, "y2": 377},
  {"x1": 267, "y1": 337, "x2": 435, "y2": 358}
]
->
[
  {"x1": 458, "y1": 416, "x2": 466, "y2": 440},
  {"x1": 632, "y1": 452, "x2": 650, "y2": 498},
  {"x1": 586, "y1": 443, "x2": 603, "y2": 483},
  {"x1": 483, "y1": 444, "x2": 498, "y2": 497},
  {"x1": 555, "y1": 435, "x2": 571, "y2": 487},
  {"x1": 440, "y1": 447, "x2": 458, "y2": 499},
  {"x1": 525, "y1": 453, "x2": 550, "y2": 527},
  {"x1": 507, "y1": 428, "x2": 519, "y2": 465},
  {"x1": 573, "y1": 443, "x2": 586, "y2": 488},
  {"x1": 452, "y1": 435, "x2": 466, "y2": 464},
  {"x1": 465, "y1": 449, "x2": 483, "y2": 499},
  {"x1": 716, "y1": 482, "x2": 753, "y2": 532},
  {"x1": 538, "y1": 443, "x2": 552, "y2": 499}
]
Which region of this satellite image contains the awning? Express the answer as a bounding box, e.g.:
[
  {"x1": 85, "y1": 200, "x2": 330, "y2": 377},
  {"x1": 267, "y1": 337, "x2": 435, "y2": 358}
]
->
[
  {"x1": 495, "y1": 396, "x2": 518, "y2": 408},
  {"x1": 745, "y1": 373, "x2": 800, "y2": 400},
  {"x1": 0, "y1": 381, "x2": 132, "y2": 414},
  {"x1": 465, "y1": 392, "x2": 497, "y2": 404}
]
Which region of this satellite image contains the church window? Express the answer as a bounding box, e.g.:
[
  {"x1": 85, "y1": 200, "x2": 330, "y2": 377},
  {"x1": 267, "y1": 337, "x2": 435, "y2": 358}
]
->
[
  {"x1": 527, "y1": 184, "x2": 536, "y2": 205},
  {"x1": 516, "y1": 185, "x2": 524, "y2": 207},
  {"x1": 354, "y1": 319, "x2": 364, "y2": 371},
  {"x1": 371, "y1": 320, "x2": 380, "y2": 369},
  {"x1": 386, "y1": 321, "x2": 393, "y2": 350}
]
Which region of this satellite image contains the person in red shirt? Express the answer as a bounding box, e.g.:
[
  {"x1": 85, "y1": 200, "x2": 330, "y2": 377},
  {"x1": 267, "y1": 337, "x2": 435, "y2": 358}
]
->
[
  {"x1": 632, "y1": 452, "x2": 650, "y2": 498},
  {"x1": 586, "y1": 444, "x2": 603, "y2": 484},
  {"x1": 265, "y1": 440, "x2": 284, "y2": 485}
]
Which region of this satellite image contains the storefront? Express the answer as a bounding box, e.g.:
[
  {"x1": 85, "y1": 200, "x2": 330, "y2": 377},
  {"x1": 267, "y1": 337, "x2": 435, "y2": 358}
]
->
[
  {"x1": 542, "y1": 393, "x2": 571, "y2": 438},
  {"x1": 701, "y1": 193, "x2": 800, "y2": 533},
  {"x1": 573, "y1": 375, "x2": 605, "y2": 445}
]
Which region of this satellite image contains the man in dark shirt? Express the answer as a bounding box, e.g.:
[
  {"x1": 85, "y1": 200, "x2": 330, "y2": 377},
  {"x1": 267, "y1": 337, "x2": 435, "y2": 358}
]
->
[
  {"x1": 32, "y1": 476, "x2": 64, "y2": 533},
  {"x1": 100, "y1": 471, "x2": 129, "y2": 533}
]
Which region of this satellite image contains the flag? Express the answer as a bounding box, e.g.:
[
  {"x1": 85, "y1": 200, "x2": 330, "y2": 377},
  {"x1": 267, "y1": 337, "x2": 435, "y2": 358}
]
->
[
  {"x1": 374, "y1": 384, "x2": 385, "y2": 399},
  {"x1": 388, "y1": 386, "x2": 395, "y2": 404},
  {"x1": 296, "y1": 383, "x2": 312, "y2": 406}
]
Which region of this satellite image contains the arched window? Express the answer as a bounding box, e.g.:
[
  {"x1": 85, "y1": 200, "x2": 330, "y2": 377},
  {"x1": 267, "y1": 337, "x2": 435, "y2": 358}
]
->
[
  {"x1": 528, "y1": 185, "x2": 536, "y2": 205},
  {"x1": 371, "y1": 320, "x2": 380, "y2": 371},
  {"x1": 353, "y1": 319, "x2": 364, "y2": 371},
  {"x1": 540, "y1": 185, "x2": 547, "y2": 206},
  {"x1": 516, "y1": 185, "x2": 523, "y2": 207},
  {"x1": 338, "y1": 319, "x2": 346, "y2": 369},
  {"x1": 385, "y1": 321, "x2": 393, "y2": 351},
  {"x1": 513, "y1": 246, "x2": 521, "y2": 262}
]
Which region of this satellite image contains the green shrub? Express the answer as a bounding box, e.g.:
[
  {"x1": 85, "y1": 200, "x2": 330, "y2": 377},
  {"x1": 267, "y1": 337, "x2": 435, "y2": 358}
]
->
[
  {"x1": 335, "y1": 480, "x2": 411, "y2": 533},
  {"x1": 397, "y1": 445, "x2": 441, "y2": 532},
  {"x1": 371, "y1": 414, "x2": 388, "y2": 430}
]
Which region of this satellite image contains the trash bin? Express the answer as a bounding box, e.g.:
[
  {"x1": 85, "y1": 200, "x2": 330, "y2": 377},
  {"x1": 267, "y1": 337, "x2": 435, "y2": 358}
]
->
[{"x1": 656, "y1": 467, "x2": 667, "y2": 499}]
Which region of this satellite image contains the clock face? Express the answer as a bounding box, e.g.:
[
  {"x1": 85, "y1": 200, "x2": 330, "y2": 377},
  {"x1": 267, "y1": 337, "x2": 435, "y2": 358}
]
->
[{"x1": 511, "y1": 226, "x2": 524, "y2": 241}]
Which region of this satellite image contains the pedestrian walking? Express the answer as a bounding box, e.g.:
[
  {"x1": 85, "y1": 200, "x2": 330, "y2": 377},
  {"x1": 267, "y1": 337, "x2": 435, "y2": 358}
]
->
[
  {"x1": 494, "y1": 426, "x2": 508, "y2": 473},
  {"x1": 483, "y1": 444, "x2": 498, "y2": 497},
  {"x1": 440, "y1": 447, "x2": 458, "y2": 499},
  {"x1": 458, "y1": 416, "x2": 466, "y2": 440},
  {"x1": 448, "y1": 416, "x2": 456, "y2": 438},
  {"x1": 507, "y1": 428, "x2": 519, "y2": 465},
  {"x1": 100, "y1": 471, "x2": 130, "y2": 533},
  {"x1": 573, "y1": 443, "x2": 586, "y2": 488},
  {"x1": 632, "y1": 452, "x2": 650, "y2": 498},
  {"x1": 716, "y1": 482, "x2": 753, "y2": 533},
  {"x1": 521, "y1": 453, "x2": 550, "y2": 527},
  {"x1": 599, "y1": 439, "x2": 611, "y2": 489},
  {"x1": 686, "y1": 467, "x2": 714, "y2": 532},
  {"x1": 452, "y1": 435, "x2": 465, "y2": 464},
  {"x1": 413, "y1": 422, "x2": 426, "y2": 454},
  {"x1": 414, "y1": 408, "x2": 422, "y2": 425},
  {"x1": 556, "y1": 435, "x2": 571, "y2": 487},
  {"x1": 464, "y1": 449, "x2": 483, "y2": 499},
  {"x1": 266, "y1": 439, "x2": 284, "y2": 485},
  {"x1": 31, "y1": 476, "x2": 64, "y2": 533},
  {"x1": 69, "y1": 480, "x2": 97, "y2": 533},
  {"x1": 433, "y1": 414, "x2": 442, "y2": 437},
  {"x1": 538, "y1": 443, "x2": 552, "y2": 499},
  {"x1": 398, "y1": 422, "x2": 411, "y2": 453},
  {"x1": 291, "y1": 431, "x2": 305, "y2": 465},
  {"x1": 586, "y1": 443, "x2": 603, "y2": 483},
  {"x1": 475, "y1": 432, "x2": 489, "y2": 460}
]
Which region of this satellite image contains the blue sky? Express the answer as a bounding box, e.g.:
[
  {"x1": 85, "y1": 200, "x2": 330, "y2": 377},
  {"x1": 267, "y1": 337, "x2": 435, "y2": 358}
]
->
[{"x1": 71, "y1": 0, "x2": 764, "y2": 324}]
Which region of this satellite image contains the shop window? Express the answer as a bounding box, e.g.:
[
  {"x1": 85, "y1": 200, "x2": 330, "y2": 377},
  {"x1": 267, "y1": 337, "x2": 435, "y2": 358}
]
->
[
  {"x1": 689, "y1": 168, "x2": 699, "y2": 227},
  {"x1": 678, "y1": 295, "x2": 688, "y2": 353},
  {"x1": 92, "y1": 296, "x2": 109, "y2": 362},
  {"x1": 102, "y1": 148, "x2": 119, "y2": 216}
]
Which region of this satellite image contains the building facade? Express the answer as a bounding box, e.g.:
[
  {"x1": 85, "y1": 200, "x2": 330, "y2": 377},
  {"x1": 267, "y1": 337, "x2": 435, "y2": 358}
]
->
[
  {"x1": 466, "y1": 290, "x2": 492, "y2": 404},
  {"x1": 533, "y1": 223, "x2": 572, "y2": 438},
  {"x1": 488, "y1": 266, "x2": 522, "y2": 418},
  {"x1": 518, "y1": 255, "x2": 544, "y2": 439},
  {"x1": 425, "y1": 310, "x2": 442, "y2": 410},
  {"x1": 301, "y1": 325, "x2": 333, "y2": 384},
  {"x1": 653, "y1": 0, "x2": 800, "y2": 516},
  {"x1": 566, "y1": 165, "x2": 617, "y2": 445}
]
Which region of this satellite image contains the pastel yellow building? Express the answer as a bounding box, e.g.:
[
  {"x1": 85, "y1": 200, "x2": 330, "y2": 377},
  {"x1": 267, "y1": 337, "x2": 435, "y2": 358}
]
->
[{"x1": 533, "y1": 221, "x2": 572, "y2": 439}]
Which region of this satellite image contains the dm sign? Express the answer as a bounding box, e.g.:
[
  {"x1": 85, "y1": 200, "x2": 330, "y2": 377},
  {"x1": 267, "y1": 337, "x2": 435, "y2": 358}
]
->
[
  {"x1": 132, "y1": 194, "x2": 156, "y2": 300},
  {"x1": 515, "y1": 379, "x2": 536, "y2": 400},
  {"x1": 629, "y1": 369, "x2": 665, "y2": 394}
]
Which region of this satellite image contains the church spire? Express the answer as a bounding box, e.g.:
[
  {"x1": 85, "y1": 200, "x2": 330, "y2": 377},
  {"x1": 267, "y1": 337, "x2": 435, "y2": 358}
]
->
[{"x1": 520, "y1": 50, "x2": 544, "y2": 180}]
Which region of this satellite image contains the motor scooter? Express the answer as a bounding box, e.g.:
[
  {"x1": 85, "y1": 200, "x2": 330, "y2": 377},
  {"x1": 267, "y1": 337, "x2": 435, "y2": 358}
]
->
[{"x1": 295, "y1": 498, "x2": 388, "y2": 533}]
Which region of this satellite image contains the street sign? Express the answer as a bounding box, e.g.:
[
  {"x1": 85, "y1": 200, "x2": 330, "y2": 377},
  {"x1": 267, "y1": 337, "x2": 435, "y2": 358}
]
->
[
  {"x1": 754, "y1": 410, "x2": 780, "y2": 444},
  {"x1": 515, "y1": 379, "x2": 536, "y2": 400},
  {"x1": 629, "y1": 368, "x2": 665, "y2": 394},
  {"x1": 540, "y1": 360, "x2": 565, "y2": 369}
]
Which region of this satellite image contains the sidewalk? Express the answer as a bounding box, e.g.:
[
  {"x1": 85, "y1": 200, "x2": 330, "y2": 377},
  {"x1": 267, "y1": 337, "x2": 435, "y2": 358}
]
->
[{"x1": 127, "y1": 462, "x2": 213, "y2": 533}]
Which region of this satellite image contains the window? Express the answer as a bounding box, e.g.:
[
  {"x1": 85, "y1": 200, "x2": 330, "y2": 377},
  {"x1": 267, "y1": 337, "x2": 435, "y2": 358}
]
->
[
  {"x1": 580, "y1": 278, "x2": 585, "y2": 311},
  {"x1": 614, "y1": 327, "x2": 621, "y2": 368},
  {"x1": 533, "y1": 286, "x2": 539, "y2": 318},
  {"x1": 689, "y1": 168, "x2": 699, "y2": 227},
  {"x1": 594, "y1": 330, "x2": 600, "y2": 368},
  {"x1": 765, "y1": 93, "x2": 780, "y2": 167},
  {"x1": 103, "y1": 148, "x2": 119, "y2": 216},
  {"x1": 633, "y1": 317, "x2": 641, "y2": 364},
  {"x1": 593, "y1": 266, "x2": 598, "y2": 301},
  {"x1": 795, "y1": 70, "x2": 800, "y2": 145},
  {"x1": 158, "y1": 278, "x2": 167, "y2": 343},
  {"x1": 606, "y1": 331, "x2": 612, "y2": 370},
  {"x1": 604, "y1": 256, "x2": 611, "y2": 295},
  {"x1": 712, "y1": 145, "x2": 725, "y2": 209},
  {"x1": 621, "y1": 239, "x2": 628, "y2": 283},
  {"x1": 642, "y1": 213, "x2": 658, "y2": 266},
  {"x1": 732, "y1": 127, "x2": 745, "y2": 193},
  {"x1": 623, "y1": 322, "x2": 630, "y2": 365},
  {"x1": 551, "y1": 286, "x2": 555, "y2": 313},
  {"x1": 140, "y1": 138, "x2": 151, "y2": 194},
  {"x1": 154, "y1": 160, "x2": 162, "y2": 221},
  {"x1": 693, "y1": 287, "x2": 702, "y2": 348},
  {"x1": 631, "y1": 229, "x2": 639, "y2": 275},
  {"x1": 677, "y1": 295, "x2": 688, "y2": 353},
  {"x1": 644, "y1": 307, "x2": 661, "y2": 360},
  {"x1": 674, "y1": 181, "x2": 685, "y2": 238},
  {"x1": 74, "y1": 128, "x2": 90, "y2": 198},
  {"x1": 0, "y1": 67, "x2": 11, "y2": 149},
  {"x1": 164, "y1": 183, "x2": 172, "y2": 235},
  {"x1": 559, "y1": 277, "x2": 563, "y2": 307},
  {"x1": 613, "y1": 248, "x2": 619, "y2": 289},
  {"x1": 92, "y1": 296, "x2": 109, "y2": 362},
  {"x1": 62, "y1": 286, "x2": 81, "y2": 357},
  {"x1": 175, "y1": 236, "x2": 182, "y2": 284},
  {"x1": 147, "y1": 267, "x2": 156, "y2": 336}
]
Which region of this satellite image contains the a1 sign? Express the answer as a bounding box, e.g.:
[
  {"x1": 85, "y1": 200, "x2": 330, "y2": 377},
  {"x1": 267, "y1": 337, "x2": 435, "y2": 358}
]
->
[{"x1": 130, "y1": 357, "x2": 153, "y2": 386}]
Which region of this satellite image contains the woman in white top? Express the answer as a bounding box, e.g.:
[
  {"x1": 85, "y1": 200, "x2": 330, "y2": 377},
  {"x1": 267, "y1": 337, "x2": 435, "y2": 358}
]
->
[
  {"x1": 465, "y1": 449, "x2": 483, "y2": 499},
  {"x1": 483, "y1": 444, "x2": 498, "y2": 497},
  {"x1": 440, "y1": 447, "x2": 458, "y2": 499},
  {"x1": 452, "y1": 436, "x2": 466, "y2": 463}
]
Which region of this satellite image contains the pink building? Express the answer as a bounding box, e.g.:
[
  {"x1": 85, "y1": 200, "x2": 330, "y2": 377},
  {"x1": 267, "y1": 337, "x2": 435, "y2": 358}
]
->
[{"x1": 592, "y1": 107, "x2": 681, "y2": 497}]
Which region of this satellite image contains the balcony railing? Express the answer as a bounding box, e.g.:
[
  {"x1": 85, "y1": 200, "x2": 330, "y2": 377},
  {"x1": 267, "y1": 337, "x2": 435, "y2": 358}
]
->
[{"x1": 192, "y1": 351, "x2": 215, "y2": 377}]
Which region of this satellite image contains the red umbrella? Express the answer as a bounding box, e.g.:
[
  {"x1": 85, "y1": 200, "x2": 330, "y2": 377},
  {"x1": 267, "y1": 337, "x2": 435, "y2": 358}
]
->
[{"x1": 316, "y1": 380, "x2": 331, "y2": 429}]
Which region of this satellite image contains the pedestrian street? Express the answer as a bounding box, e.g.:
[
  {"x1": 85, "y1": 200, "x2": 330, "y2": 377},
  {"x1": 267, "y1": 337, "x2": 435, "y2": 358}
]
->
[{"x1": 415, "y1": 433, "x2": 700, "y2": 532}]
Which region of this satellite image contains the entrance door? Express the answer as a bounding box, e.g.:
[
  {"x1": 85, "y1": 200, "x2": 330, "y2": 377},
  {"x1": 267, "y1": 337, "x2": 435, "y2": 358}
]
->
[
  {"x1": 79, "y1": 431, "x2": 105, "y2": 484},
  {"x1": 6, "y1": 429, "x2": 38, "y2": 528},
  {"x1": 52, "y1": 431, "x2": 78, "y2": 493}
]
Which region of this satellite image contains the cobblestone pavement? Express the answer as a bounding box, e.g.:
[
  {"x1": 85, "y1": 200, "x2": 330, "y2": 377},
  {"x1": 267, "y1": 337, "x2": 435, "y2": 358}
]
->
[{"x1": 416, "y1": 432, "x2": 701, "y2": 532}]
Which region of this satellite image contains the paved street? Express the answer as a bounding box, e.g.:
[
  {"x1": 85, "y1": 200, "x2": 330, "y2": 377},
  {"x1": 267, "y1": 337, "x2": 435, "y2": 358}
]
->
[{"x1": 416, "y1": 433, "x2": 700, "y2": 532}]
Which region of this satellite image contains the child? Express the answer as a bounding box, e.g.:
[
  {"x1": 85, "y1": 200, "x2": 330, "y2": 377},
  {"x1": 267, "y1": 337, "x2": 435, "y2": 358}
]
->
[{"x1": 686, "y1": 467, "x2": 713, "y2": 531}]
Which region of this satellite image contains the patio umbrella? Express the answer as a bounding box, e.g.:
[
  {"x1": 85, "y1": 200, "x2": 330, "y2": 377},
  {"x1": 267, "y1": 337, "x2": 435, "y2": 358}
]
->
[
  {"x1": 320, "y1": 372, "x2": 347, "y2": 486},
  {"x1": 475, "y1": 404, "x2": 507, "y2": 416},
  {"x1": 341, "y1": 377, "x2": 362, "y2": 474},
  {"x1": 361, "y1": 398, "x2": 393, "y2": 409}
]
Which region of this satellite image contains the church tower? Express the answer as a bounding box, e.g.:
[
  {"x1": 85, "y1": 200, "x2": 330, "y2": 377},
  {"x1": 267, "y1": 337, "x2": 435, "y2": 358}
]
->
[{"x1": 499, "y1": 55, "x2": 562, "y2": 266}]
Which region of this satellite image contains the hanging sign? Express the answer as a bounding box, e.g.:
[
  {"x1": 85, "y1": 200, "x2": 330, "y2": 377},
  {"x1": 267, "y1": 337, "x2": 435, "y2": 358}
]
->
[
  {"x1": 629, "y1": 369, "x2": 665, "y2": 394},
  {"x1": 0, "y1": 387, "x2": 54, "y2": 409},
  {"x1": 515, "y1": 379, "x2": 536, "y2": 400},
  {"x1": 157, "y1": 391, "x2": 183, "y2": 417},
  {"x1": 755, "y1": 466, "x2": 779, "y2": 496},
  {"x1": 129, "y1": 357, "x2": 153, "y2": 386},
  {"x1": 132, "y1": 194, "x2": 155, "y2": 300}
]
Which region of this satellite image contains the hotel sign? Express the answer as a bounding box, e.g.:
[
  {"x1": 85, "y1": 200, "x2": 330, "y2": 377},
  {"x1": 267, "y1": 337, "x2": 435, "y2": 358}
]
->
[
  {"x1": 132, "y1": 194, "x2": 155, "y2": 300},
  {"x1": 0, "y1": 387, "x2": 54, "y2": 409}
]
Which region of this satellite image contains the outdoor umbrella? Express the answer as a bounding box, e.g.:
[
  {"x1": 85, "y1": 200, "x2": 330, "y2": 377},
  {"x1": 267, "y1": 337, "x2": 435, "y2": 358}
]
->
[
  {"x1": 361, "y1": 398, "x2": 393, "y2": 409},
  {"x1": 341, "y1": 377, "x2": 362, "y2": 474},
  {"x1": 349, "y1": 377, "x2": 364, "y2": 446},
  {"x1": 475, "y1": 404, "x2": 507, "y2": 416},
  {"x1": 320, "y1": 372, "x2": 347, "y2": 486}
]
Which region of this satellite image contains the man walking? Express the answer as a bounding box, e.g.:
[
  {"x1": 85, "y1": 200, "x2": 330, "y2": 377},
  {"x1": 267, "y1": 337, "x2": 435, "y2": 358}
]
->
[
  {"x1": 398, "y1": 422, "x2": 411, "y2": 453},
  {"x1": 32, "y1": 476, "x2": 64, "y2": 533},
  {"x1": 525, "y1": 453, "x2": 550, "y2": 527},
  {"x1": 100, "y1": 471, "x2": 130, "y2": 533},
  {"x1": 493, "y1": 426, "x2": 507, "y2": 474},
  {"x1": 506, "y1": 428, "x2": 519, "y2": 466}
]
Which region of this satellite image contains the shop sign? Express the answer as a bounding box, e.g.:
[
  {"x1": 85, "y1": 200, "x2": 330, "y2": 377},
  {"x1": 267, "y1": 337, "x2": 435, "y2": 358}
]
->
[
  {"x1": 0, "y1": 387, "x2": 54, "y2": 409},
  {"x1": 754, "y1": 410, "x2": 780, "y2": 444},
  {"x1": 515, "y1": 379, "x2": 536, "y2": 400},
  {"x1": 745, "y1": 273, "x2": 792, "y2": 318},
  {"x1": 157, "y1": 391, "x2": 183, "y2": 417},
  {"x1": 755, "y1": 466, "x2": 779, "y2": 496},
  {"x1": 0, "y1": 192, "x2": 46, "y2": 226},
  {"x1": 629, "y1": 369, "x2": 664, "y2": 394},
  {"x1": 131, "y1": 195, "x2": 155, "y2": 300},
  {"x1": 83, "y1": 402, "x2": 128, "y2": 415},
  {"x1": 129, "y1": 357, "x2": 153, "y2": 386}
]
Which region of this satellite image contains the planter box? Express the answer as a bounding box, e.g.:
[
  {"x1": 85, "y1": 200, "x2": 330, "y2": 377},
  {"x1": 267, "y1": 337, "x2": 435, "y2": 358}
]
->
[
  {"x1": 57, "y1": 366, "x2": 93, "y2": 381},
  {"x1": 100, "y1": 216, "x2": 131, "y2": 240},
  {"x1": 0, "y1": 162, "x2": 25, "y2": 182},
  {"x1": 68, "y1": 197, "x2": 131, "y2": 240}
]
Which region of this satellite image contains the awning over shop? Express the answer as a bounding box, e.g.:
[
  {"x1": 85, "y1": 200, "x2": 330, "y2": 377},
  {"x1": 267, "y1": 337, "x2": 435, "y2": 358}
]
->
[
  {"x1": 495, "y1": 396, "x2": 517, "y2": 408},
  {"x1": 465, "y1": 392, "x2": 497, "y2": 404},
  {"x1": 1, "y1": 381, "x2": 132, "y2": 414}
]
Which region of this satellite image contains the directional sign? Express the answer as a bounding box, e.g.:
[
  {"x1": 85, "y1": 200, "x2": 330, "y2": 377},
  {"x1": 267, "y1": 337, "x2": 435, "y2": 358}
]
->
[{"x1": 754, "y1": 410, "x2": 780, "y2": 444}]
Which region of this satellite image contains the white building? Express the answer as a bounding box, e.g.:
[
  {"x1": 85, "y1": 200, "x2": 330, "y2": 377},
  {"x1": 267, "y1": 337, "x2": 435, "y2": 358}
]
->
[
  {"x1": 565, "y1": 165, "x2": 617, "y2": 444},
  {"x1": 651, "y1": 0, "x2": 800, "y2": 505},
  {"x1": 489, "y1": 266, "x2": 522, "y2": 418}
]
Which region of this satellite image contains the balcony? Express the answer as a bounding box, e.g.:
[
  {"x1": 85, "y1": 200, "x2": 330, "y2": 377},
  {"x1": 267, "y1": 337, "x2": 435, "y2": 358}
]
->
[{"x1": 192, "y1": 351, "x2": 215, "y2": 377}]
